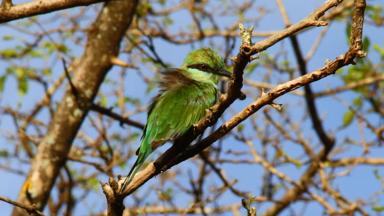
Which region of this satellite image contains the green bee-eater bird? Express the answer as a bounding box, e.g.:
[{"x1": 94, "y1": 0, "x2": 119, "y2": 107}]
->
[{"x1": 121, "y1": 48, "x2": 230, "y2": 191}]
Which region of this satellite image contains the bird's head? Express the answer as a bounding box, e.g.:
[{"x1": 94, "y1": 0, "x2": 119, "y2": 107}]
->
[{"x1": 182, "y1": 48, "x2": 231, "y2": 83}]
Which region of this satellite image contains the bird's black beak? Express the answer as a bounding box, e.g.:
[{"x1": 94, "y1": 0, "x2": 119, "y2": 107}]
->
[{"x1": 216, "y1": 68, "x2": 232, "y2": 78}]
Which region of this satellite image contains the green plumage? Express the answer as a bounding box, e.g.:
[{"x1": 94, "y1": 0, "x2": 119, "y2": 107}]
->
[{"x1": 121, "y1": 48, "x2": 230, "y2": 190}]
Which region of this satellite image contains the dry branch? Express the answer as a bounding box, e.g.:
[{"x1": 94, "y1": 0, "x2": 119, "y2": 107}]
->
[
  {"x1": 0, "y1": 195, "x2": 44, "y2": 216},
  {"x1": 0, "y1": 0, "x2": 105, "y2": 23}
]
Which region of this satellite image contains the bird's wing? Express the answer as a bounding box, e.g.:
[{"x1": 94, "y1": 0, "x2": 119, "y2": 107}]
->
[
  {"x1": 142, "y1": 68, "x2": 217, "y2": 151},
  {"x1": 140, "y1": 68, "x2": 194, "y2": 141},
  {"x1": 128, "y1": 68, "x2": 217, "y2": 187}
]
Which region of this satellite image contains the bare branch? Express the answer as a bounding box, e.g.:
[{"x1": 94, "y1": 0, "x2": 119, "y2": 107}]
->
[
  {"x1": 126, "y1": 203, "x2": 241, "y2": 215},
  {"x1": 314, "y1": 74, "x2": 384, "y2": 97},
  {"x1": 328, "y1": 157, "x2": 384, "y2": 166},
  {"x1": 90, "y1": 104, "x2": 144, "y2": 129},
  {"x1": 0, "y1": 195, "x2": 44, "y2": 216},
  {"x1": 0, "y1": 0, "x2": 106, "y2": 23}
]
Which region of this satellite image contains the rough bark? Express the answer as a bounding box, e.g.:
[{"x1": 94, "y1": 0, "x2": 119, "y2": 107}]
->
[{"x1": 12, "y1": 0, "x2": 138, "y2": 215}]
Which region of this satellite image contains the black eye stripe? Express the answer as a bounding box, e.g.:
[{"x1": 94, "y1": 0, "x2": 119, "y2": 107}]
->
[{"x1": 187, "y1": 63, "x2": 215, "y2": 73}]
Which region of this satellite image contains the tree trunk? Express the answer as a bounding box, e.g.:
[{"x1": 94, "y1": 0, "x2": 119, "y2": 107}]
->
[{"x1": 12, "y1": 1, "x2": 138, "y2": 215}]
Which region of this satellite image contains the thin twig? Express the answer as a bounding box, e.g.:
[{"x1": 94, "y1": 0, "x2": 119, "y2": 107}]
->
[
  {"x1": 0, "y1": 195, "x2": 44, "y2": 216},
  {"x1": 89, "y1": 104, "x2": 144, "y2": 129}
]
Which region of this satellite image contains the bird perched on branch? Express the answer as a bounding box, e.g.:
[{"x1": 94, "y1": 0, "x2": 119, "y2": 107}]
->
[{"x1": 121, "y1": 48, "x2": 231, "y2": 191}]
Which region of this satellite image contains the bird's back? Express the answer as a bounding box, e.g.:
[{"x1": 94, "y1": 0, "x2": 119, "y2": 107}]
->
[{"x1": 143, "y1": 74, "x2": 217, "y2": 150}]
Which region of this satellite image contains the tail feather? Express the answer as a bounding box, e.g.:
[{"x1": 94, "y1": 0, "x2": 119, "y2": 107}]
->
[
  {"x1": 121, "y1": 128, "x2": 154, "y2": 192},
  {"x1": 120, "y1": 151, "x2": 149, "y2": 192}
]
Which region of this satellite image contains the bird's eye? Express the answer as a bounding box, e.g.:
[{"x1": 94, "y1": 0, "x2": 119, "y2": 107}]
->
[
  {"x1": 187, "y1": 64, "x2": 211, "y2": 72},
  {"x1": 200, "y1": 64, "x2": 212, "y2": 72}
]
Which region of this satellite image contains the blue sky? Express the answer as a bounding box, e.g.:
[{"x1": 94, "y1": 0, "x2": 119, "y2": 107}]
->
[{"x1": 0, "y1": 0, "x2": 383, "y2": 215}]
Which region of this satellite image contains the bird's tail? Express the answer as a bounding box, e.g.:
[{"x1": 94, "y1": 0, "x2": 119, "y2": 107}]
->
[{"x1": 120, "y1": 145, "x2": 151, "y2": 192}]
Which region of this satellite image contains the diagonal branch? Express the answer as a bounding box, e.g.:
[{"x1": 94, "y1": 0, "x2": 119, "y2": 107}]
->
[{"x1": 247, "y1": 0, "x2": 343, "y2": 56}]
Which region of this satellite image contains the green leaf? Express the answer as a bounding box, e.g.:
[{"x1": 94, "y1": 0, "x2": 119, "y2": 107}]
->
[
  {"x1": 373, "y1": 206, "x2": 384, "y2": 212},
  {"x1": 237, "y1": 124, "x2": 245, "y2": 132},
  {"x1": 18, "y1": 77, "x2": 28, "y2": 96},
  {"x1": 14, "y1": 67, "x2": 25, "y2": 77},
  {"x1": 124, "y1": 96, "x2": 140, "y2": 105},
  {"x1": 343, "y1": 63, "x2": 368, "y2": 84},
  {"x1": 0, "y1": 150, "x2": 9, "y2": 157},
  {"x1": 162, "y1": 16, "x2": 174, "y2": 26},
  {"x1": 88, "y1": 178, "x2": 99, "y2": 191},
  {"x1": 57, "y1": 44, "x2": 69, "y2": 53},
  {"x1": 367, "y1": 5, "x2": 384, "y2": 25},
  {"x1": 291, "y1": 158, "x2": 302, "y2": 168},
  {"x1": 353, "y1": 97, "x2": 363, "y2": 108},
  {"x1": 363, "y1": 36, "x2": 370, "y2": 52},
  {"x1": 373, "y1": 169, "x2": 381, "y2": 180},
  {"x1": 342, "y1": 110, "x2": 354, "y2": 127},
  {"x1": 2, "y1": 35, "x2": 13, "y2": 41},
  {"x1": 136, "y1": 2, "x2": 152, "y2": 17},
  {"x1": 373, "y1": 44, "x2": 384, "y2": 59},
  {"x1": 100, "y1": 94, "x2": 108, "y2": 107},
  {"x1": 0, "y1": 75, "x2": 7, "y2": 92},
  {"x1": 42, "y1": 68, "x2": 52, "y2": 76},
  {"x1": 29, "y1": 50, "x2": 44, "y2": 58},
  {"x1": 0, "y1": 49, "x2": 18, "y2": 59},
  {"x1": 42, "y1": 41, "x2": 68, "y2": 54},
  {"x1": 335, "y1": 68, "x2": 344, "y2": 75}
]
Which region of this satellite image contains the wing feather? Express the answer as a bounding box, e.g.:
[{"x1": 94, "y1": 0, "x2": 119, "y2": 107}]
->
[{"x1": 142, "y1": 68, "x2": 217, "y2": 151}]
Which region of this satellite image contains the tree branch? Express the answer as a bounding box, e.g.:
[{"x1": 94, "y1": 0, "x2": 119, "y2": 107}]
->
[
  {"x1": 90, "y1": 104, "x2": 144, "y2": 129},
  {"x1": 0, "y1": 195, "x2": 44, "y2": 216},
  {"x1": 0, "y1": 0, "x2": 105, "y2": 24},
  {"x1": 126, "y1": 203, "x2": 241, "y2": 215},
  {"x1": 328, "y1": 157, "x2": 384, "y2": 166},
  {"x1": 314, "y1": 74, "x2": 384, "y2": 97},
  {"x1": 248, "y1": 0, "x2": 342, "y2": 55}
]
